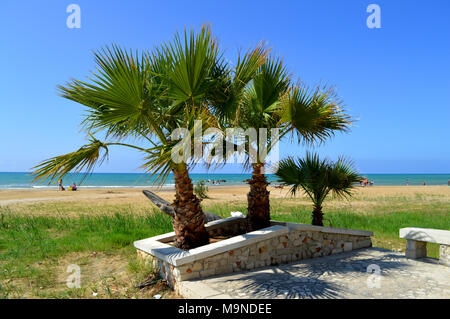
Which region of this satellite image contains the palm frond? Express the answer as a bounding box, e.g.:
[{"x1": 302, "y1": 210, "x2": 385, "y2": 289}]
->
[
  {"x1": 275, "y1": 153, "x2": 360, "y2": 207},
  {"x1": 32, "y1": 136, "x2": 109, "y2": 184},
  {"x1": 280, "y1": 84, "x2": 352, "y2": 144},
  {"x1": 240, "y1": 56, "x2": 291, "y2": 129},
  {"x1": 211, "y1": 42, "x2": 269, "y2": 123},
  {"x1": 152, "y1": 24, "x2": 228, "y2": 107},
  {"x1": 327, "y1": 156, "x2": 362, "y2": 198},
  {"x1": 58, "y1": 45, "x2": 168, "y2": 141}
]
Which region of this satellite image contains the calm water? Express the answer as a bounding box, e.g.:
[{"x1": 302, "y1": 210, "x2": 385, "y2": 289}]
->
[{"x1": 0, "y1": 172, "x2": 449, "y2": 189}]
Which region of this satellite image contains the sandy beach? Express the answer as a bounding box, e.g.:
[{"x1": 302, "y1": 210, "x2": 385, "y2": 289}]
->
[{"x1": 1, "y1": 185, "x2": 448, "y2": 209}]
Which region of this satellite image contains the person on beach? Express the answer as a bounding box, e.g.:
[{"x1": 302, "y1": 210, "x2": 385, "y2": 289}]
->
[
  {"x1": 71, "y1": 183, "x2": 77, "y2": 191},
  {"x1": 58, "y1": 179, "x2": 65, "y2": 191}
]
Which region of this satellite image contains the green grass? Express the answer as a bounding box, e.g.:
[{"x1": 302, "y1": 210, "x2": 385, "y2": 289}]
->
[
  {"x1": 0, "y1": 209, "x2": 172, "y2": 264},
  {"x1": 0, "y1": 208, "x2": 172, "y2": 299},
  {"x1": 0, "y1": 194, "x2": 449, "y2": 298}
]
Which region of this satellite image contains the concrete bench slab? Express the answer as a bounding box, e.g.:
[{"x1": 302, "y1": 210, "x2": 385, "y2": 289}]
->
[
  {"x1": 400, "y1": 227, "x2": 450, "y2": 245},
  {"x1": 399, "y1": 227, "x2": 450, "y2": 265}
]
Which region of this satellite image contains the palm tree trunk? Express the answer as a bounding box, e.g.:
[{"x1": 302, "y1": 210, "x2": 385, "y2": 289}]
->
[
  {"x1": 311, "y1": 205, "x2": 324, "y2": 226},
  {"x1": 247, "y1": 163, "x2": 271, "y2": 231},
  {"x1": 171, "y1": 167, "x2": 209, "y2": 250}
]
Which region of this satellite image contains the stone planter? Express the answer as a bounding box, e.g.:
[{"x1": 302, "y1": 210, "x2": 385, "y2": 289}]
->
[{"x1": 134, "y1": 216, "x2": 373, "y2": 290}]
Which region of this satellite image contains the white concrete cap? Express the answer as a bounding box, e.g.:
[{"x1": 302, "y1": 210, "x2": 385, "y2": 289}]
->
[
  {"x1": 272, "y1": 221, "x2": 373, "y2": 237},
  {"x1": 134, "y1": 223, "x2": 288, "y2": 266},
  {"x1": 399, "y1": 227, "x2": 450, "y2": 245}
]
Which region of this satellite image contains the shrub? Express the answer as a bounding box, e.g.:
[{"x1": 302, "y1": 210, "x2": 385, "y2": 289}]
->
[{"x1": 194, "y1": 180, "x2": 209, "y2": 199}]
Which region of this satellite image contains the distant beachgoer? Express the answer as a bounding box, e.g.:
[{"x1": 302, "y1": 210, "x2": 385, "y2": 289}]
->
[
  {"x1": 71, "y1": 183, "x2": 77, "y2": 191},
  {"x1": 422, "y1": 181, "x2": 426, "y2": 186},
  {"x1": 406, "y1": 179, "x2": 409, "y2": 186},
  {"x1": 58, "y1": 179, "x2": 65, "y2": 191}
]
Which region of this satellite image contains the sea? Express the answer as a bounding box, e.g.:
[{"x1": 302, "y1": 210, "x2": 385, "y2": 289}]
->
[{"x1": 0, "y1": 172, "x2": 449, "y2": 189}]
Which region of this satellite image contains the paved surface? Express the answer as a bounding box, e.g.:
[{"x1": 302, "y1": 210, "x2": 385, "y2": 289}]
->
[{"x1": 177, "y1": 248, "x2": 450, "y2": 299}]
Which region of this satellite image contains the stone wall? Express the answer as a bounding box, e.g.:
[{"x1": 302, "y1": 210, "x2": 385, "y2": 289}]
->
[{"x1": 136, "y1": 219, "x2": 372, "y2": 289}]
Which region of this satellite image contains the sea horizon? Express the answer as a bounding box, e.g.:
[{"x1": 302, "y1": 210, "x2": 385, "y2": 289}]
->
[{"x1": 0, "y1": 172, "x2": 449, "y2": 189}]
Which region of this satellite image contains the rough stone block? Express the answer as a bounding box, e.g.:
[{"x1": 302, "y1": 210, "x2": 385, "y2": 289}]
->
[
  {"x1": 332, "y1": 247, "x2": 344, "y2": 255},
  {"x1": 312, "y1": 232, "x2": 322, "y2": 241},
  {"x1": 237, "y1": 255, "x2": 248, "y2": 262},
  {"x1": 343, "y1": 242, "x2": 353, "y2": 252},
  {"x1": 218, "y1": 258, "x2": 229, "y2": 267},
  {"x1": 355, "y1": 238, "x2": 372, "y2": 249},
  {"x1": 179, "y1": 271, "x2": 201, "y2": 281},
  {"x1": 405, "y1": 240, "x2": 427, "y2": 259},
  {"x1": 258, "y1": 246, "x2": 267, "y2": 254},
  {"x1": 204, "y1": 261, "x2": 218, "y2": 270},
  {"x1": 293, "y1": 239, "x2": 301, "y2": 246},
  {"x1": 200, "y1": 268, "x2": 216, "y2": 278},
  {"x1": 217, "y1": 264, "x2": 233, "y2": 274},
  {"x1": 439, "y1": 245, "x2": 449, "y2": 266},
  {"x1": 191, "y1": 261, "x2": 203, "y2": 272}
]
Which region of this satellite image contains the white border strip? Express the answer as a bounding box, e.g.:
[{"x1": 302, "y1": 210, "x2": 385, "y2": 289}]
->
[{"x1": 271, "y1": 221, "x2": 373, "y2": 237}]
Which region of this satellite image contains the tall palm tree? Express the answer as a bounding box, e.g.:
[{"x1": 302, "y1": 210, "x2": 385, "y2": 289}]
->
[
  {"x1": 232, "y1": 56, "x2": 352, "y2": 231},
  {"x1": 275, "y1": 153, "x2": 362, "y2": 226},
  {"x1": 32, "y1": 26, "x2": 264, "y2": 250}
]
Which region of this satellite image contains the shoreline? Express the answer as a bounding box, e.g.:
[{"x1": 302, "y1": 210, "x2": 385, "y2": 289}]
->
[{"x1": 0, "y1": 182, "x2": 450, "y2": 192}]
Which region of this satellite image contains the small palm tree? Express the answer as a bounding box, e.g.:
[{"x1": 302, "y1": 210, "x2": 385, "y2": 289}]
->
[{"x1": 275, "y1": 153, "x2": 361, "y2": 226}]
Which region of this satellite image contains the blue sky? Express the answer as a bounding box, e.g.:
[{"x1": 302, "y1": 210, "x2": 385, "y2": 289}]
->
[{"x1": 0, "y1": 0, "x2": 449, "y2": 174}]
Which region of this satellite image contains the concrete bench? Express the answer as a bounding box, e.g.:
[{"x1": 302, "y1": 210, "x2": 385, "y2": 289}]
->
[{"x1": 399, "y1": 227, "x2": 450, "y2": 266}]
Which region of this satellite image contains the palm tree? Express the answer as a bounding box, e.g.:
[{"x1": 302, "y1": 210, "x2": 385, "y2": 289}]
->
[
  {"x1": 275, "y1": 153, "x2": 362, "y2": 226},
  {"x1": 32, "y1": 26, "x2": 264, "y2": 250},
  {"x1": 231, "y1": 56, "x2": 352, "y2": 231}
]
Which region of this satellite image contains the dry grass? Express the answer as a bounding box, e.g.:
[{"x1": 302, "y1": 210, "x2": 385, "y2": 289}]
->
[
  {"x1": 2, "y1": 185, "x2": 449, "y2": 217},
  {"x1": 1, "y1": 250, "x2": 180, "y2": 299}
]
